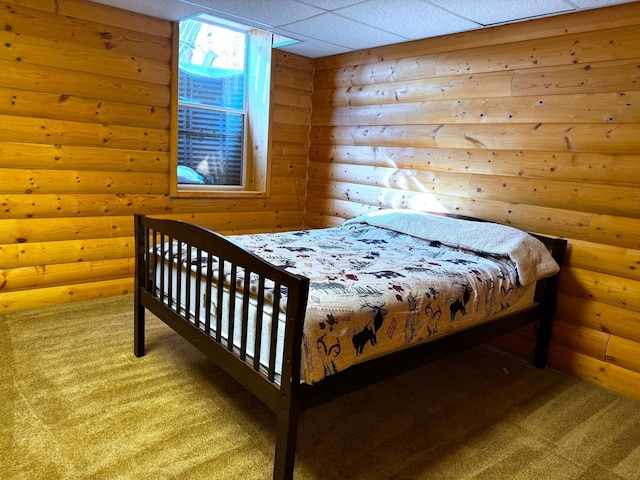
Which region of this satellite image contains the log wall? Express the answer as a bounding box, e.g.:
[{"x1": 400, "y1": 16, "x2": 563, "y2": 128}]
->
[
  {"x1": 308, "y1": 3, "x2": 640, "y2": 400},
  {"x1": 0, "y1": 0, "x2": 312, "y2": 311}
]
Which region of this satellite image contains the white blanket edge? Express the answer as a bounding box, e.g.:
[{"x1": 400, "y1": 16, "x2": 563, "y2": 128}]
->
[{"x1": 343, "y1": 209, "x2": 560, "y2": 286}]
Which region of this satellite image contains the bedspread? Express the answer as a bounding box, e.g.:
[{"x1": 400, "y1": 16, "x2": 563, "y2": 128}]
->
[{"x1": 162, "y1": 211, "x2": 559, "y2": 384}]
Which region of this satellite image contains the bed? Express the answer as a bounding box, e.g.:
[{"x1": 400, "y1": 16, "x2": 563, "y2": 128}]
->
[{"x1": 133, "y1": 209, "x2": 567, "y2": 480}]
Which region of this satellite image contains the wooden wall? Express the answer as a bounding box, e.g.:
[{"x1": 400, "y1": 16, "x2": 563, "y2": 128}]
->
[
  {"x1": 307, "y1": 3, "x2": 640, "y2": 400},
  {"x1": 0, "y1": 0, "x2": 312, "y2": 311}
]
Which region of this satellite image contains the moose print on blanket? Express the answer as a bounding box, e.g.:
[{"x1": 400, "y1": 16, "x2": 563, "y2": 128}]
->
[
  {"x1": 352, "y1": 302, "x2": 387, "y2": 355},
  {"x1": 449, "y1": 283, "x2": 472, "y2": 321}
]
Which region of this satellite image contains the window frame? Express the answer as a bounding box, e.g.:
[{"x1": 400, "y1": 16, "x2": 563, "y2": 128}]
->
[{"x1": 170, "y1": 18, "x2": 273, "y2": 198}]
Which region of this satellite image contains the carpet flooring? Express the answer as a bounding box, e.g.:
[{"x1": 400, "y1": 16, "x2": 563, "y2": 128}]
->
[{"x1": 2, "y1": 295, "x2": 640, "y2": 479}]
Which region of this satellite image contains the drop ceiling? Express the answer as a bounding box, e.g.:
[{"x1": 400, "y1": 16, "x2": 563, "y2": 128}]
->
[{"x1": 90, "y1": 0, "x2": 638, "y2": 58}]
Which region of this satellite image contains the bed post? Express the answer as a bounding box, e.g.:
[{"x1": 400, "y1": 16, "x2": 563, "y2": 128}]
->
[
  {"x1": 531, "y1": 293, "x2": 555, "y2": 369},
  {"x1": 134, "y1": 214, "x2": 146, "y2": 358},
  {"x1": 532, "y1": 237, "x2": 567, "y2": 368},
  {"x1": 273, "y1": 391, "x2": 300, "y2": 480},
  {"x1": 272, "y1": 277, "x2": 309, "y2": 480}
]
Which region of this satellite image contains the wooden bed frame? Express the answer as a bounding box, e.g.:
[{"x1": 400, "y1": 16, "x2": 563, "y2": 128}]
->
[{"x1": 133, "y1": 213, "x2": 567, "y2": 480}]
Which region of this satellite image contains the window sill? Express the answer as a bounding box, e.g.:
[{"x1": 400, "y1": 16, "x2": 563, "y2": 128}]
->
[{"x1": 172, "y1": 188, "x2": 269, "y2": 199}]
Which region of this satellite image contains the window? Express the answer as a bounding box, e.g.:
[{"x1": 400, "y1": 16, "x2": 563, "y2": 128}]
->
[{"x1": 171, "y1": 15, "x2": 273, "y2": 197}]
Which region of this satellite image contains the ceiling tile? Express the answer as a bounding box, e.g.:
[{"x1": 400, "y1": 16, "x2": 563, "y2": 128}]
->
[
  {"x1": 427, "y1": 0, "x2": 575, "y2": 26},
  {"x1": 273, "y1": 32, "x2": 352, "y2": 56},
  {"x1": 181, "y1": 0, "x2": 324, "y2": 27},
  {"x1": 281, "y1": 12, "x2": 406, "y2": 49},
  {"x1": 295, "y1": 0, "x2": 365, "y2": 9},
  {"x1": 569, "y1": 0, "x2": 636, "y2": 6},
  {"x1": 336, "y1": 0, "x2": 481, "y2": 39},
  {"x1": 92, "y1": 0, "x2": 202, "y2": 20}
]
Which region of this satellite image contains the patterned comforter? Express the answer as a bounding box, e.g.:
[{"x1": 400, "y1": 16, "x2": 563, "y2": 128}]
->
[{"x1": 162, "y1": 210, "x2": 560, "y2": 384}]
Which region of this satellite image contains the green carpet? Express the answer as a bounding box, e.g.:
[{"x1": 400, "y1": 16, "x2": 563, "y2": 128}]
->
[{"x1": 2, "y1": 295, "x2": 639, "y2": 479}]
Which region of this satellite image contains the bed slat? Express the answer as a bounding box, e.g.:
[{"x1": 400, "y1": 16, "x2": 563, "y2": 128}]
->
[
  {"x1": 240, "y1": 268, "x2": 251, "y2": 361},
  {"x1": 159, "y1": 235, "x2": 166, "y2": 305},
  {"x1": 228, "y1": 265, "x2": 238, "y2": 352},
  {"x1": 214, "y1": 258, "x2": 223, "y2": 342},
  {"x1": 253, "y1": 276, "x2": 266, "y2": 372},
  {"x1": 194, "y1": 249, "x2": 202, "y2": 327},
  {"x1": 267, "y1": 284, "x2": 282, "y2": 382}
]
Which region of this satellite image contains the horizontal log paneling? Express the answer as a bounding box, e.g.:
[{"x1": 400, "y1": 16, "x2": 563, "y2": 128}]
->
[
  {"x1": 0, "y1": 114, "x2": 169, "y2": 150},
  {"x1": 0, "y1": 277, "x2": 134, "y2": 311},
  {"x1": 310, "y1": 146, "x2": 640, "y2": 186},
  {"x1": 313, "y1": 71, "x2": 514, "y2": 106},
  {"x1": 169, "y1": 194, "x2": 305, "y2": 216},
  {"x1": 0, "y1": 216, "x2": 134, "y2": 243},
  {"x1": 512, "y1": 58, "x2": 640, "y2": 97},
  {"x1": 314, "y1": 54, "x2": 438, "y2": 88},
  {"x1": 0, "y1": 143, "x2": 168, "y2": 172},
  {"x1": 0, "y1": 31, "x2": 170, "y2": 84},
  {"x1": 271, "y1": 122, "x2": 311, "y2": 144},
  {"x1": 606, "y1": 335, "x2": 640, "y2": 374},
  {"x1": 311, "y1": 124, "x2": 640, "y2": 154},
  {"x1": 309, "y1": 162, "x2": 640, "y2": 217},
  {"x1": 561, "y1": 266, "x2": 640, "y2": 312},
  {"x1": 308, "y1": 162, "x2": 471, "y2": 196},
  {"x1": 435, "y1": 26, "x2": 640, "y2": 75},
  {"x1": 272, "y1": 86, "x2": 313, "y2": 110},
  {"x1": 2, "y1": 1, "x2": 172, "y2": 62},
  {"x1": 309, "y1": 3, "x2": 640, "y2": 400},
  {"x1": 275, "y1": 51, "x2": 314, "y2": 73},
  {"x1": 0, "y1": 258, "x2": 134, "y2": 291},
  {"x1": 312, "y1": 92, "x2": 640, "y2": 126},
  {"x1": 551, "y1": 319, "x2": 609, "y2": 360},
  {"x1": 565, "y1": 238, "x2": 640, "y2": 281},
  {"x1": 0, "y1": 87, "x2": 170, "y2": 129},
  {"x1": 1, "y1": 169, "x2": 167, "y2": 195},
  {"x1": 0, "y1": 58, "x2": 171, "y2": 107},
  {"x1": 469, "y1": 175, "x2": 640, "y2": 217},
  {"x1": 272, "y1": 103, "x2": 311, "y2": 127},
  {"x1": 0, "y1": 1, "x2": 312, "y2": 311},
  {"x1": 274, "y1": 64, "x2": 315, "y2": 92},
  {"x1": 8, "y1": 0, "x2": 56, "y2": 12},
  {"x1": 556, "y1": 292, "x2": 640, "y2": 344},
  {"x1": 305, "y1": 183, "x2": 595, "y2": 240},
  {"x1": 588, "y1": 214, "x2": 640, "y2": 250},
  {"x1": 548, "y1": 344, "x2": 640, "y2": 400},
  {"x1": 1, "y1": 194, "x2": 172, "y2": 218},
  {"x1": 1, "y1": 237, "x2": 134, "y2": 269}
]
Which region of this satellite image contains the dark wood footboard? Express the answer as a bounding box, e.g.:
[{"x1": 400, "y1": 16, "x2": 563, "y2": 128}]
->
[
  {"x1": 134, "y1": 214, "x2": 310, "y2": 479},
  {"x1": 133, "y1": 213, "x2": 567, "y2": 480}
]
